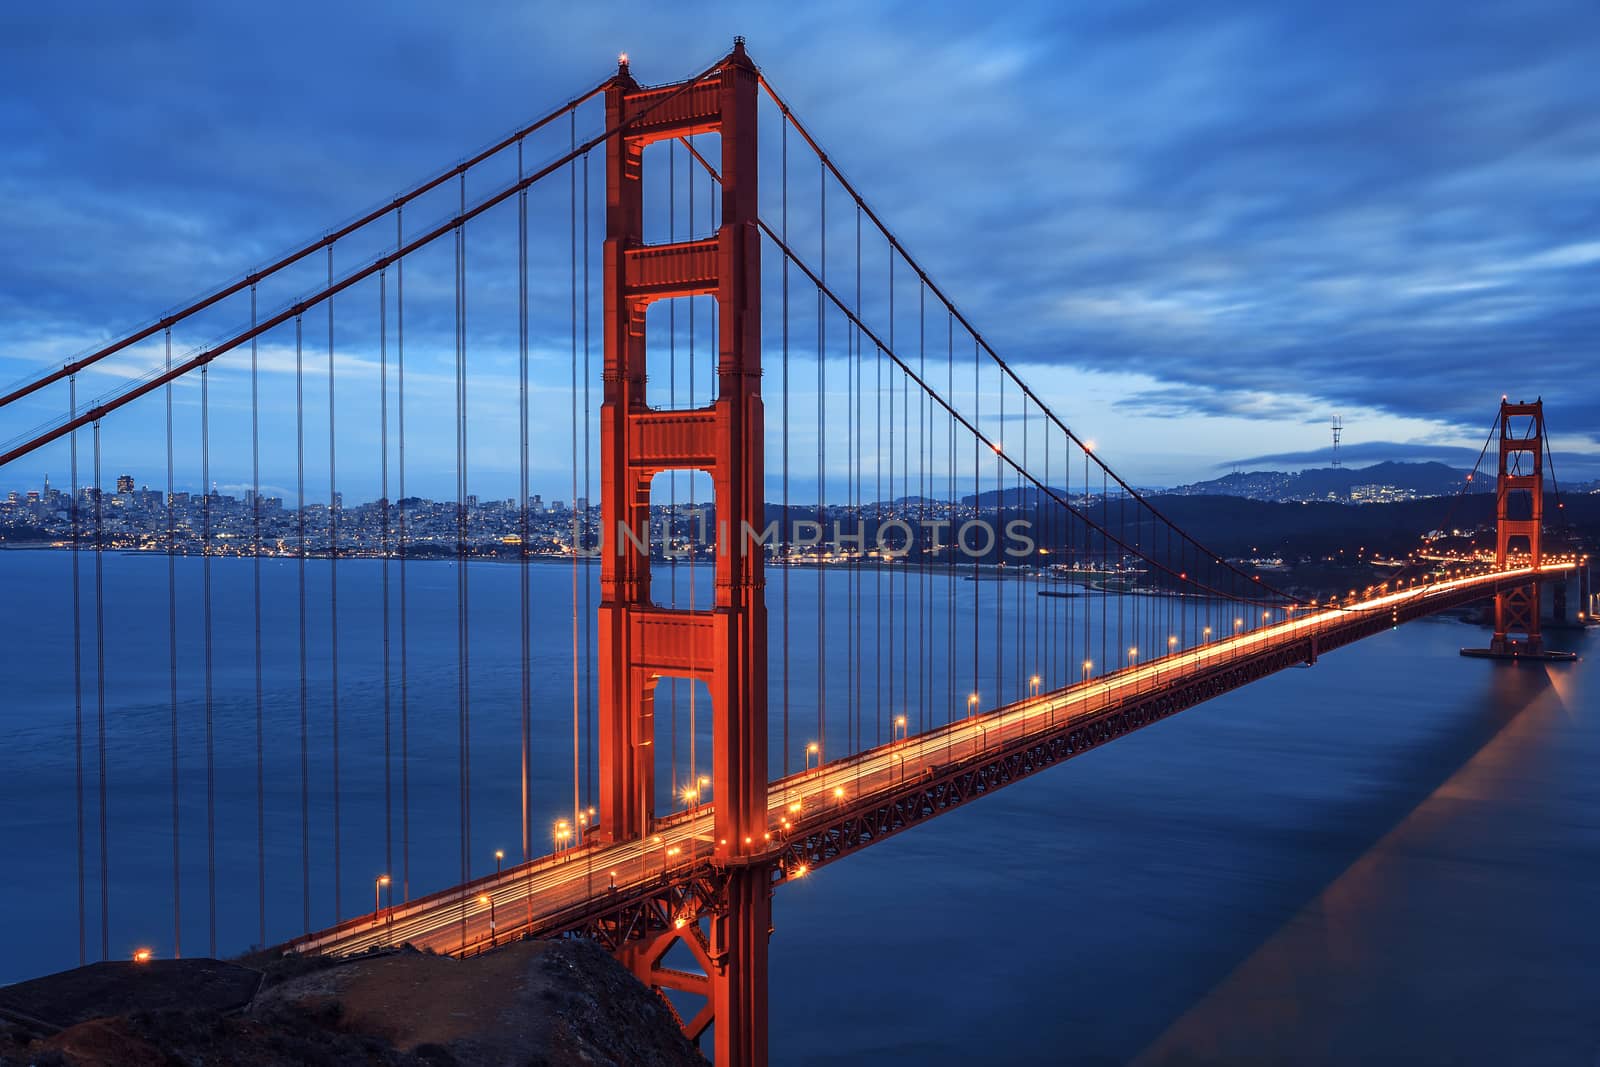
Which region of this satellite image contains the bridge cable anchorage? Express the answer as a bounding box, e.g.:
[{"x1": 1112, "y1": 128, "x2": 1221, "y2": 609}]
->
[
  {"x1": 0, "y1": 56, "x2": 729, "y2": 473},
  {"x1": 754, "y1": 73, "x2": 1302, "y2": 607},
  {"x1": 70, "y1": 374, "x2": 85, "y2": 965},
  {"x1": 0, "y1": 82, "x2": 610, "y2": 413}
]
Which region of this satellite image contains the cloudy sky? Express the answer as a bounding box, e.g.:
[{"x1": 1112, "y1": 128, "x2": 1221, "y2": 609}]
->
[{"x1": 2, "y1": 0, "x2": 1597, "y2": 499}]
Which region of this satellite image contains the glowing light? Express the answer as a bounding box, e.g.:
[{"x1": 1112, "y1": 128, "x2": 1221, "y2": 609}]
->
[
  {"x1": 132, "y1": 948, "x2": 153, "y2": 964},
  {"x1": 619, "y1": 51, "x2": 629, "y2": 65},
  {"x1": 833, "y1": 786, "x2": 844, "y2": 798},
  {"x1": 478, "y1": 894, "x2": 490, "y2": 906}
]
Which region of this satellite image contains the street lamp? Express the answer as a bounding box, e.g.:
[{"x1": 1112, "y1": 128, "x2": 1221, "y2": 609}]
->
[
  {"x1": 894, "y1": 714, "x2": 908, "y2": 742},
  {"x1": 1234, "y1": 617, "x2": 1243, "y2": 631},
  {"x1": 1168, "y1": 635, "x2": 1177, "y2": 653},
  {"x1": 1082, "y1": 659, "x2": 1092, "y2": 682},
  {"x1": 1203, "y1": 626, "x2": 1211, "y2": 641},
  {"x1": 554, "y1": 819, "x2": 571, "y2": 853},
  {"x1": 494, "y1": 849, "x2": 504, "y2": 875},
  {"x1": 374, "y1": 874, "x2": 391, "y2": 924},
  {"x1": 1128, "y1": 646, "x2": 1138, "y2": 665},
  {"x1": 1029, "y1": 674, "x2": 1041, "y2": 698},
  {"x1": 478, "y1": 893, "x2": 496, "y2": 945},
  {"x1": 805, "y1": 741, "x2": 821, "y2": 772},
  {"x1": 967, "y1": 692, "x2": 979, "y2": 717}
]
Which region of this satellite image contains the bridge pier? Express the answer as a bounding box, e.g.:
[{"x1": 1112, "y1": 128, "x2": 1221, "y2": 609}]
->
[{"x1": 617, "y1": 864, "x2": 772, "y2": 1065}]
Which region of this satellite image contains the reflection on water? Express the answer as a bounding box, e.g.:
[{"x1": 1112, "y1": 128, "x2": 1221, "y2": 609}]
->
[{"x1": 770, "y1": 623, "x2": 1598, "y2": 1066}]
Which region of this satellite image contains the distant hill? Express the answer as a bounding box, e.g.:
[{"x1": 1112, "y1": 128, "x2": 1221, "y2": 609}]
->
[{"x1": 1171, "y1": 461, "x2": 1489, "y2": 503}]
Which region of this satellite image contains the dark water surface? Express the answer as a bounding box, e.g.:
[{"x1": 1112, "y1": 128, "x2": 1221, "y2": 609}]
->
[{"x1": 1, "y1": 549, "x2": 1596, "y2": 1064}]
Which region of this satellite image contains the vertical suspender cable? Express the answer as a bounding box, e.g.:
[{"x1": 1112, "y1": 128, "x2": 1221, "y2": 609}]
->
[
  {"x1": 518, "y1": 139, "x2": 532, "y2": 863},
  {"x1": 918, "y1": 285, "x2": 927, "y2": 734},
  {"x1": 972, "y1": 339, "x2": 980, "y2": 705},
  {"x1": 327, "y1": 246, "x2": 342, "y2": 919},
  {"x1": 93, "y1": 419, "x2": 108, "y2": 962},
  {"x1": 296, "y1": 315, "x2": 310, "y2": 931},
  {"x1": 688, "y1": 145, "x2": 698, "y2": 789},
  {"x1": 853, "y1": 205, "x2": 862, "y2": 755},
  {"x1": 252, "y1": 285, "x2": 265, "y2": 947},
  {"x1": 885, "y1": 254, "x2": 894, "y2": 742},
  {"x1": 780, "y1": 124, "x2": 790, "y2": 780},
  {"x1": 946, "y1": 314, "x2": 954, "y2": 730},
  {"x1": 70, "y1": 375, "x2": 84, "y2": 964},
  {"x1": 380, "y1": 261, "x2": 393, "y2": 886},
  {"x1": 164, "y1": 333, "x2": 180, "y2": 957},
  {"x1": 816, "y1": 157, "x2": 826, "y2": 757},
  {"x1": 669, "y1": 141, "x2": 678, "y2": 796},
  {"x1": 584, "y1": 151, "x2": 595, "y2": 814},
  {"x1": 397, "y1": 208, "x2": 411, "y2": 901},
  {"x1": 569, "y1": 115, "x2": 581, "y2": 846},
  {"x1": 201, "y1": 361, "x2": 216, "y2": 956},
  {"x1": 455, "y1": 171, "x2": 470, "y2": 944}
]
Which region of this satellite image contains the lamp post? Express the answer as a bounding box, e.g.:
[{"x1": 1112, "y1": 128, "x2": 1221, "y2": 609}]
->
[
  {"x1": 494, "y1": 849, "x2": 504, "y2": 875},
  {"x1": 805, "y1": 741, "x2": 821, "y2": 772},
  {"x1": 1029, "y1": 674, "x2": 1041, "y2": 698},
  {"x1": 893, "y1": 714, "x2": 907, "y2": 743},
  {"x1": 478, "y1": 893, "x2": 496, "y2": 946},
  {"x1": 1082, "y1": 659, "x2": 1092, "y2": 683},
  {"x1": 373, "y1": 874, "x2": 390, "y2": 925}
]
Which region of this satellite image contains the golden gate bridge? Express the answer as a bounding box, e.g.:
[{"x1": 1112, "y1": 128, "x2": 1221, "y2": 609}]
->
[{"x1": 0, "y1": 39, "x2": 1584, "y2": 1065}]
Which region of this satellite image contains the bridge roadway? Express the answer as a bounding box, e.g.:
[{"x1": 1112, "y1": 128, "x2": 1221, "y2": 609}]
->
[{"x1": 285, "y1": 564, "x2": 1569, "y2": 960}]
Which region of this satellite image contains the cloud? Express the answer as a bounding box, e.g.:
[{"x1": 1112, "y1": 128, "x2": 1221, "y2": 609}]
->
[{"x1": 2, "y1": 0, "x2": 1598, "y2": 498}]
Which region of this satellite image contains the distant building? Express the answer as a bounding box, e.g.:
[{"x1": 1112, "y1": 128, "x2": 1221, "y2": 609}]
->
[
  {"x1": 116, "y1": 474, "x2": 135, "y2": 494},
  {"x1": 1350, "y1": 484, "x2": 1418, "y2": 505}
]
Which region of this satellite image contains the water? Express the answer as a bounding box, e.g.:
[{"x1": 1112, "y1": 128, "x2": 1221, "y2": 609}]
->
[{"x1": 1, "y1": 549, "x2": 1597, "y2": 1064}]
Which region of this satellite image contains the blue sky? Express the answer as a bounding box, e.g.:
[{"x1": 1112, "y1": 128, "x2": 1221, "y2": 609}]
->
[{"x1": 2, "y1": 0, "x2": 1597, "y2": 501}]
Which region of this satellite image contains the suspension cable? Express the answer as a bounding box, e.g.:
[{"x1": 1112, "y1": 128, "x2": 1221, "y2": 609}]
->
[{"x1": 754, "y1": 74, "x2": 1298, "y2": 605}]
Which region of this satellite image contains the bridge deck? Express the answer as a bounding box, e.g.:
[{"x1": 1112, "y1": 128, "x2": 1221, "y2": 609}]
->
[{"x1": 285, "y1": 565, "x2": 1568, "y2": 959}]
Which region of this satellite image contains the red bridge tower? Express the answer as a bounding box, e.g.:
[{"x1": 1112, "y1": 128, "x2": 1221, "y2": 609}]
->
[
  {"x1": 597, "y1": 40, "x2": 771, "y2": 1064},
  {"x1": 1489, "y1": 399, "x2": 1545, "y2": 656}
]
